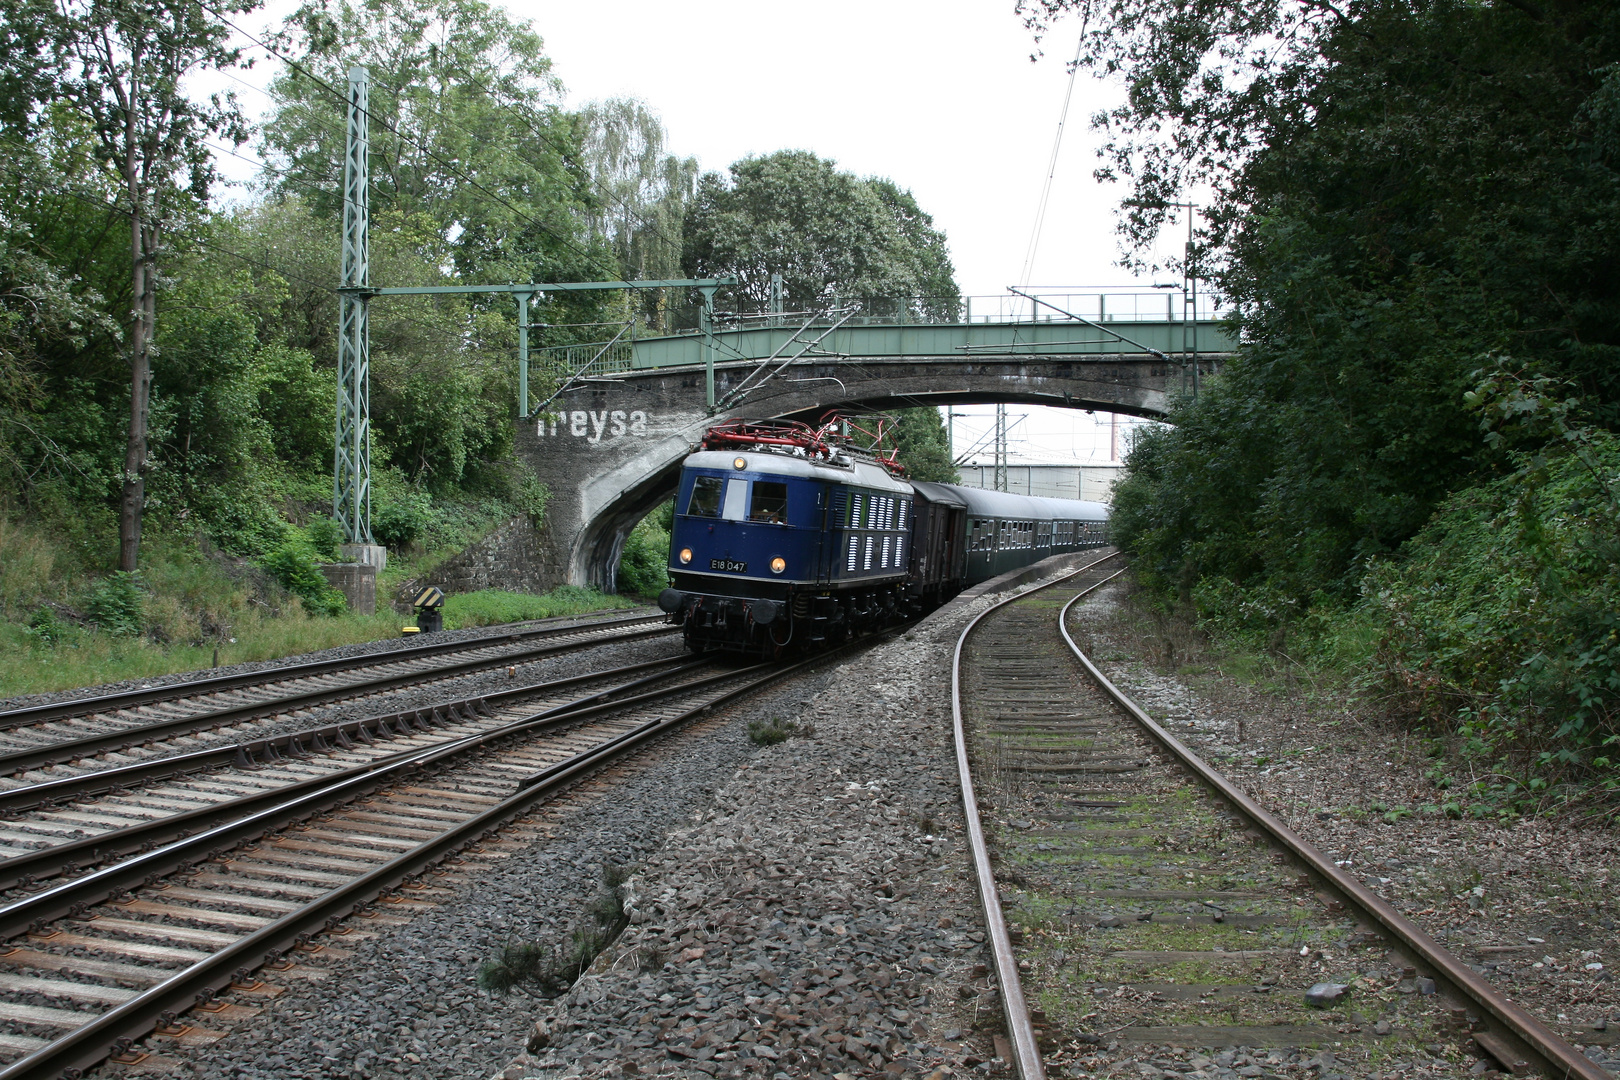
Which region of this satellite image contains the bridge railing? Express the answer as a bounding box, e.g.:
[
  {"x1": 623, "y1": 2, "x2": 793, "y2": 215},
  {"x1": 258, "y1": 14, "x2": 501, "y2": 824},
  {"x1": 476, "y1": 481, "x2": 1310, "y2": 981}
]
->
[
  {"x1": 700, "y1": 289, "x2": 1229, "y2": 330},
  {"x1": 961, "y1": 290, "x2": 1228, "y2": 324},
  {"x1": 532, "y1": 336, "x2": 638, "y2": 381}
]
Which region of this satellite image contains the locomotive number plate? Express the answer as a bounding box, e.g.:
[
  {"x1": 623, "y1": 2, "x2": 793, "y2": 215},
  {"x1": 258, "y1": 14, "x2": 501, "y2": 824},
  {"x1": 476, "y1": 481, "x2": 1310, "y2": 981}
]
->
[{"x1": 709, "y1": 558, "x2": 747, "y2": 573}]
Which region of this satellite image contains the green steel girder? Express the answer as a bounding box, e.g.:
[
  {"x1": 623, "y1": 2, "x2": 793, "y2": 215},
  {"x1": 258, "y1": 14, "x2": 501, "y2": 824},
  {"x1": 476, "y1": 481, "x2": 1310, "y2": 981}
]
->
[{"x1": 624, "y1": 317, "x2": 1235, "y2": 371}]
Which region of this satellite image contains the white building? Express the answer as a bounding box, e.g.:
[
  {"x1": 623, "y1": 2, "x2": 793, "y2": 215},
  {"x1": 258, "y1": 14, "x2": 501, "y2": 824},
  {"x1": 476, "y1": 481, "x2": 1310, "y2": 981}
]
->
[{"x1": 954, "y1": 463, "x2": 1126, "y2": 503}]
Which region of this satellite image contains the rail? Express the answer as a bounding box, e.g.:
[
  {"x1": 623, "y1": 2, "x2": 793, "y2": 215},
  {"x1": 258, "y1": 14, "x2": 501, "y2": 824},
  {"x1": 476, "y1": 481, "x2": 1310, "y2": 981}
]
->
[
  {"x1": 0, "y1": 633, "x2": 880, "y2": 1080},
  {"x1": 0, "y1": 620, "x2": 674, "y2": 777},
  {"x1": 0, "y1": 610, "x2": 664, "y2": 729},
  {"x1": 951, "y1": 550, "x2": 1124, "y2": 1080},
  {"x1": 1054, "y1": 588, "x2": 1610, "y2": 1080}
]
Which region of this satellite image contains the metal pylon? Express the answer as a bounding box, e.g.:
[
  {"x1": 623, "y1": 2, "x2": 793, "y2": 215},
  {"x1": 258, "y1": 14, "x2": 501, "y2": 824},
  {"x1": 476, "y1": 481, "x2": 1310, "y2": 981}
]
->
[
  {"x1": 994, "y1": 403, "x2": 1008, "y2": 492},
  {"x1": 335, "y1": 64, "x2": 373, "y2": 543}
]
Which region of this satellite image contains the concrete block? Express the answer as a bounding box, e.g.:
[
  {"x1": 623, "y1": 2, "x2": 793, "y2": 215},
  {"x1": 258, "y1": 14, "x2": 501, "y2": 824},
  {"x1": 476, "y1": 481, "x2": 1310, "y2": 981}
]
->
[
  {"x1": 321, "y1": 562, "x2": 377, "y2": 615},
  {"x1": 341, "y1": 542, "x2": 388, "y2": 572}
]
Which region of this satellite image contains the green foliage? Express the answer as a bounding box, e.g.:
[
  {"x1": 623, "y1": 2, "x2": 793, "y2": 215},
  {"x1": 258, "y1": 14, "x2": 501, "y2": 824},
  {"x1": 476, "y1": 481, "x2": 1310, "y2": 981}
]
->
[
  {"x1": 746, "y1": 716, "x2": 812, "y2": 746},
  {"x1": 305, "y1": 517, "x2": 343, "y2": 561},
  {"x1": 615, "y1": 505, "x2": 671, "y2": 596},
  {"x1": 259, "y1": 543, "x2": 346, "y2": 617},
  {"x1": 511, "y1": 467, "x2": 550, "y2": 528},
  {"x1": 265, "y1": 0, "x2": 606, "y2": 284},
  {"x1": 881, "y1": 407, "x2": 958, "y2": 483},
  {"x1": 476, "y1": 941, "x2": 551, "y2": 996},
  {"x1": 440, "y1": 586, "x2": 633, "y2": 630},
  {"x1": 23, "y1": 606, "x2": 69, "y2": 648},
  {"x1": 1357, "y1": 392, "x2": 1620, "y2": 792},
  {"x1": 476, "y1": 864, "x2": 632, "y2": 997},
  {"x1": 682, "y1": 150, "x2": 958, "y2": 315},
  {"x1": 1058, "y1": 0, "x2": 1620, "y2": 806},
  {"x1": 372, "y1": 493, "x2": 430, "y2": 550},
  {"x1": 578, "y1": 98, "x2": 696, "y2": 326},
  {"x1": 84, "y1": 571, "x2": 144, "y2": 637}
]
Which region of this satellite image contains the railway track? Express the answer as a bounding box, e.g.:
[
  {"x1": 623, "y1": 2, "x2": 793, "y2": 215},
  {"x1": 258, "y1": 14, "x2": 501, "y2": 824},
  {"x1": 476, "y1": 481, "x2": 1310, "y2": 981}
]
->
[
  {"x1": 0, "y1": 634, "x2": 857, "y2": 1079},
  {"x1": 954, "y1": 556, "x2": 1608, "y2": 1080},
  {"x1": 0, "y1": 611, "x2": 672, "y2": 785},
  {"x1": 0, "y1": 654, "x2": 703, "y2": 892}
]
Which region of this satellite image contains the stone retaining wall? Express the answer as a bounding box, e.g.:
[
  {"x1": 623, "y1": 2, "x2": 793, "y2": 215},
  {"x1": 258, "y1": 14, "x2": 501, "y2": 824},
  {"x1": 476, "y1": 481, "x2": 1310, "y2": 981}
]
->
[{"x1": 402, "y1": 518, "x2": 552, "y2": 603}]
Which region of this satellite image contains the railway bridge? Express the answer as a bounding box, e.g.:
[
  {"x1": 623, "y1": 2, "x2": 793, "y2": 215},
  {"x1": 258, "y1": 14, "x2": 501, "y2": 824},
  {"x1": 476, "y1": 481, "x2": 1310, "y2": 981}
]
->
[{"x1": 499, "y1": 295, "x2": 1234, "y2": 591}]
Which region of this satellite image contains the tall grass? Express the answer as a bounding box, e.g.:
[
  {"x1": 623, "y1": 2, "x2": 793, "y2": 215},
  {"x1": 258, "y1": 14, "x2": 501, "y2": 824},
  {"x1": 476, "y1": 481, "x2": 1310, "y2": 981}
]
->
[
  {"x1": 0, "y1": 509, "x2": 641, "y2": 701},
  {"x1": 0, "y1": 608, "x2": 405, "y2": 699},
  {"x1": 440, "y1": 587, "x2": 636, "y2": 630}
]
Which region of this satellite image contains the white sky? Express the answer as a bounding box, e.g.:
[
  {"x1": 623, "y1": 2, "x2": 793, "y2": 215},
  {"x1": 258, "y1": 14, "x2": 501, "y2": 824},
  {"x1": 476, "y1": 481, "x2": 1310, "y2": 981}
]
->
[{"x1": 213, "y1": 0, "x2": 1190, "y2": 466}]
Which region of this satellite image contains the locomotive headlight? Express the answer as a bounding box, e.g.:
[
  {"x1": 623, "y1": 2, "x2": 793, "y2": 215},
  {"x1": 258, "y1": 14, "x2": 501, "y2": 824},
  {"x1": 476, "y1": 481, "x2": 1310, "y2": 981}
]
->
[
  {"x1": 770, "y1": 556, "x2": 786, "y2": 574},
  {"x1": 733, "y1": 456, "x2": 747, "y2": 470},
  {"x1": 678, "y1": 547, "x2": 693, "y2": 564}
]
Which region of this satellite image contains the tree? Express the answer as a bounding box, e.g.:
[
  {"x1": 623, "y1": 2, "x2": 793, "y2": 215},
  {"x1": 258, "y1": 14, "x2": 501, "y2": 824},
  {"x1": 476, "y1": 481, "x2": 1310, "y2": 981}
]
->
[
  {"x1": 577, "y1": 99, "x2": 697, "y2": 282},
  {"x1": 263, "y1": 0, "x2": 606, "y2": 285},
  {"x1": 45, "y1": 0, "x2": 259, "y2": 570},
  {"x1": 681, "y1": 151, "x2": 958, "y2": 317},
  {"x1": 1037, "y1": 0, "x2": 1620, "y2": 614},
  {"x1": 880, "y1": 407, "x2": 958, "y2": 483}
]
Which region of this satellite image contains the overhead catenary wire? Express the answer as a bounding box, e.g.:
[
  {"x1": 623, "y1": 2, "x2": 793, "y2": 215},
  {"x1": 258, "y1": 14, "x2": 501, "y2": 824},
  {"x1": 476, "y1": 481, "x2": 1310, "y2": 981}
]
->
[{"x1": 1018, "y1": 22, "x2": 1088, "y2": 288}]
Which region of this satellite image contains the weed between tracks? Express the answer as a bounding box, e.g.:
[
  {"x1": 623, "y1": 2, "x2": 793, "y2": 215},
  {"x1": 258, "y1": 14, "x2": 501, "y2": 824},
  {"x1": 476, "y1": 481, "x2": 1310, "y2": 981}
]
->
[
  {"x1": 746, "y1": 716, "x2": 814, "y2": 746},
  {"x1": 477, "y1": 864, "x2": 634, "y2": 998}
]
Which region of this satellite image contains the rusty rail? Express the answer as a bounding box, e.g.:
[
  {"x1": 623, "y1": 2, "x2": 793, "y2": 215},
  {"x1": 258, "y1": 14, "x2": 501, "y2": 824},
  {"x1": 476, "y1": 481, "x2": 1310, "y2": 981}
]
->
[
  {"x1": 1056, "y1": 584, "x2": 1608, "y2": 1080},
  {"x1": 950, "y1": 551, "x2": 1122, "y2": 1080}
]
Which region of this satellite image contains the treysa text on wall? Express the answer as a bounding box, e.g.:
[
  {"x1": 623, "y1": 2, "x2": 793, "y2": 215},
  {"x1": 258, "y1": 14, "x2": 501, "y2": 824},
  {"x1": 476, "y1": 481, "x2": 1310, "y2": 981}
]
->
[{"x1": 537, "y1": 410, "x2": 650, "y2": 444}]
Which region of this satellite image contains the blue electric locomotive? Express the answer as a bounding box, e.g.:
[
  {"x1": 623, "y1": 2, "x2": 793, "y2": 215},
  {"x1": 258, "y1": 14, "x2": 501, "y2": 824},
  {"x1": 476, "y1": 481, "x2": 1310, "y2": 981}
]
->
[{"x1": 657, "y1": 419, "x2": 1109, "y2": 655}]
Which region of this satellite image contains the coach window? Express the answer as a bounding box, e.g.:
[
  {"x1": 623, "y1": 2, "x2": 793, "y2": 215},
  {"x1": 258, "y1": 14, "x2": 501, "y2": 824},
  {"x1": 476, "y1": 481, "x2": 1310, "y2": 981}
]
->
[
  {"x1": 687, "y1": 476, "x2": 722, "y2": 517},
  {"x1": 750, "y1": 481, "x2": 788, "y2": 523}
]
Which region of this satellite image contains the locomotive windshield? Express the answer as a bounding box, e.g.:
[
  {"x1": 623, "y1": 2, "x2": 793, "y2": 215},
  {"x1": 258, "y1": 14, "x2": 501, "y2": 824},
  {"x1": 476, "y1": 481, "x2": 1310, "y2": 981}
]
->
[
  {"x1": 687, "y1": 476, "x2": 723, "y2": 517},
  {"x1": 750, "y1": 482, "x2": 788, "y2": 523}
]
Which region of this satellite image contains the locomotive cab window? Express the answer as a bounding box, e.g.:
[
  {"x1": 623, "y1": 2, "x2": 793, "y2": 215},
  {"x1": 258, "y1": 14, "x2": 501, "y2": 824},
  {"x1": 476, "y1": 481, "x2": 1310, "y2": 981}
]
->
[
  {"x1": 750, "y1": 481, "x2": 788, "y2": 523},
  {"x1": 687, "y1": 476, "x2": 722, "y2": 517}
]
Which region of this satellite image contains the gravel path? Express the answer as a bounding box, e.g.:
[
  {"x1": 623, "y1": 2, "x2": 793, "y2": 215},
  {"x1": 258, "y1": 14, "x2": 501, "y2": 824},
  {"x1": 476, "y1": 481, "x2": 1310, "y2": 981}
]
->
[{"x1": 1064, "y1": 580, "x2": 1618, "y2": 1080}]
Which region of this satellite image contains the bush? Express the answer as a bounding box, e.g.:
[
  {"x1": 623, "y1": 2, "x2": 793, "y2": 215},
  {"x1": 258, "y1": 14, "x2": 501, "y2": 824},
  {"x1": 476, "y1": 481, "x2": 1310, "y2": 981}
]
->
[
  {"x1": 372, "y1": 494, "x2": 431, "y2": 549},
  {"x1": 85, "y1": 572, "x2": 145, "y2": 637},
  {"x1": 615, "y1": 506, "x2": 671, "y2": 596},
  {"x1": 1358, "y1": 427, "x2": 1620, "y2": 795},
  {"x1": 23, "y1": 606, "x2": 70, "y2": 648},
  {"x1": 260, "y1": 543, "x2": 347, "y2": 616},
  {"x1": 746, "y1": 716, "x2": 812, "y2": 746},
  {"x1": 305, "y1": 516, "x2": 344, "y2": 561},
  {"x1": 476, "y1": 865, "x2": 632, "y2": 997}
]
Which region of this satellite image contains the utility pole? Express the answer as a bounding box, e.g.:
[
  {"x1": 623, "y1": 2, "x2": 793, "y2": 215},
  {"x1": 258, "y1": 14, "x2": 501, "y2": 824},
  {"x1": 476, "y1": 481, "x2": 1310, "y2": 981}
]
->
[
  {"x1": 994, "y1": 403, "x2": 1008, "y2": 492},
  {"x1": 1164, "y1": 201, "x2": 1201, "y2": 400},
  {"x1": 336, "y1": 65, "x2": 377, "y2": 557}
]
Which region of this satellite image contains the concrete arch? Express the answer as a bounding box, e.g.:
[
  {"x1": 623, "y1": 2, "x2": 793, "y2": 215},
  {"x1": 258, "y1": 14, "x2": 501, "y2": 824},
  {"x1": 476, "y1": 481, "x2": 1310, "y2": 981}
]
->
[{"x1": 518, "y1": 352, "x2": 1218, "y2": 590}]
